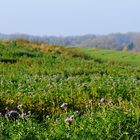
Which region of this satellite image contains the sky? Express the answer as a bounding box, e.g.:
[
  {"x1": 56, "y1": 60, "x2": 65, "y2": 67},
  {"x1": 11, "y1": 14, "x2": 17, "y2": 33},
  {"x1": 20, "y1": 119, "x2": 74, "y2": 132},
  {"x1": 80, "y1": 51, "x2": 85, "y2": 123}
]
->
[{"x1": 0, "y1": 0, "x2": 140, "y2": 36}]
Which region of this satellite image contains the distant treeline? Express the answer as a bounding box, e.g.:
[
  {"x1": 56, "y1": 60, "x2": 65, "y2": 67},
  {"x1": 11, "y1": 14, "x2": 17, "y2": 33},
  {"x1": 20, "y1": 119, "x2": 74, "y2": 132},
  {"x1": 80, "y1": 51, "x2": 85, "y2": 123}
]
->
[{"x1": 1, "y1": 32, "x2": 140, "y2": 51}]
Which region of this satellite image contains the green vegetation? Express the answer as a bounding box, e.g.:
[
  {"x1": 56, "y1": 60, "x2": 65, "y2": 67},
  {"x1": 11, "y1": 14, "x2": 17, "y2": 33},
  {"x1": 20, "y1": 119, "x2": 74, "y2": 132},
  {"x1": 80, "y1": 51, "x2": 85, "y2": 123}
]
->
[
  {"x1": 80, "y1": 48, "x2": 140, "y2": 64},
  {"x1": 0, "y1": 40, "x2": 140, "y2": 139}
]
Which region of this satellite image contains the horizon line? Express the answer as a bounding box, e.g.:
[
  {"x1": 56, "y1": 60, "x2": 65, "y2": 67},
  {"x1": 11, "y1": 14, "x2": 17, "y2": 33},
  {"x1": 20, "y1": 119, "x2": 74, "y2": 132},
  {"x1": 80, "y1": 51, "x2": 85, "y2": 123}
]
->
[{"x1": 0, "y1": 31, "x2": 140, "y2": 37}]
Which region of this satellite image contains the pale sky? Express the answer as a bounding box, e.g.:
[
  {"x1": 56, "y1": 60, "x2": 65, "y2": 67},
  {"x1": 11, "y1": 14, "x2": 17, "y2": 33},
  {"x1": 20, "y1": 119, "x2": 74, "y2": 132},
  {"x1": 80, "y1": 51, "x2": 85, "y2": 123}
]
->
[{"x1": 0, "y1": 0, "x2": 140, "y2": 36}]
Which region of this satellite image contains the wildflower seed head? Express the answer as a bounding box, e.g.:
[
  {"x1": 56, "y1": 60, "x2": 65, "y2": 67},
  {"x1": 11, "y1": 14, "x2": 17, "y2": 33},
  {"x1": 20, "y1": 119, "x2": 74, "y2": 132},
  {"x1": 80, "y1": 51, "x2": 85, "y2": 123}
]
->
[
  {"x1": 65, "y1": 117, "x2": 73, "y2": 126},
  {"x1": 108, "y1": 100, "x2": 113, "y2": 104},
  {"x1": 5, "y1": 107, "x2": 8, "y2": 111},
  {"x1": 61, "y1": 102, "x2": 68, "y2": 108},
  {"x1": 5, "y1": 110, "x2": 19, "y2": 120},
  {"x1": 21, "y1": 111, "x2": 31, "y2": 118},
  {"x1": 70, "y1": 115, "x2": 74, "y2": 120},
  {"x1": 17, "y1": 104, "x2": 23, "y2": 110},
  {"x1": 65, "y1": 115, "x2": 74, "y2": 126},
  {"x1": 100, "y1": 98, "x2": 106, "y2": 102},
  {"x1": 74, "y1": 111, "x2": 79, "y2": 114},
  {"x1": 46, "y1": 115, "x2": 50, "y2": 119}
]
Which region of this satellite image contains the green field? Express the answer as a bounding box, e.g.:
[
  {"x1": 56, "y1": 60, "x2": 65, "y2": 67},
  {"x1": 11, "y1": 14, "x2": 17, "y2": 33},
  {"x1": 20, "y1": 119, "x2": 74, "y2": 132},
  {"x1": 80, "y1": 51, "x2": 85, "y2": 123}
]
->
[{"x1": 0, "y1": 40, "x2": 140, "y2": 140}]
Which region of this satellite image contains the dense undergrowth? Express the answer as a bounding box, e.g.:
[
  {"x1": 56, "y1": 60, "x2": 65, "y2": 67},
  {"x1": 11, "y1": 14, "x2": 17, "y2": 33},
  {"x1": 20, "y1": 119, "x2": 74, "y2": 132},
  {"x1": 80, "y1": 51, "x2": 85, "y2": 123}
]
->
[{"x1": 0, "y1": 40, "x2": 140, "y2": 139}]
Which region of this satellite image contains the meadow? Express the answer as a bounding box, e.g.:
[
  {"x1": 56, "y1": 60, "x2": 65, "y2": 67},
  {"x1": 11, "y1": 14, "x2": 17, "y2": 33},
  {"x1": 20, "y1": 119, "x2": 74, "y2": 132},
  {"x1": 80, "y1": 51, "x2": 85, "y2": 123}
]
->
[{"x1": 0, "y1": 40, "x2": 140, "y2": 140}]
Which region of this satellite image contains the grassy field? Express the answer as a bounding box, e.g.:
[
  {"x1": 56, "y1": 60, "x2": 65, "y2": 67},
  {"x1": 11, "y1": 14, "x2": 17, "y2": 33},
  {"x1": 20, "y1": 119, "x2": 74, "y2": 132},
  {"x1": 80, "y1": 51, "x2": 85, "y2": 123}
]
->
[
  {"x1": 80, "y1": 48, "x2": 140, "y2": 65},
  {"x1": 0, "y1": 40, "x2": 140, "y2": 140}
]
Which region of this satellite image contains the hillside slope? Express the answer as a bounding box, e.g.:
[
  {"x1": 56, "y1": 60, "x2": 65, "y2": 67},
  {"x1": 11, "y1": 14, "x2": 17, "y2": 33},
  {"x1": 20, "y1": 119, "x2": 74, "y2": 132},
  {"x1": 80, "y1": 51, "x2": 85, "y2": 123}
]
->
[{"x1": 0, "y1": 40, "x2": 140, "y2": 139}]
